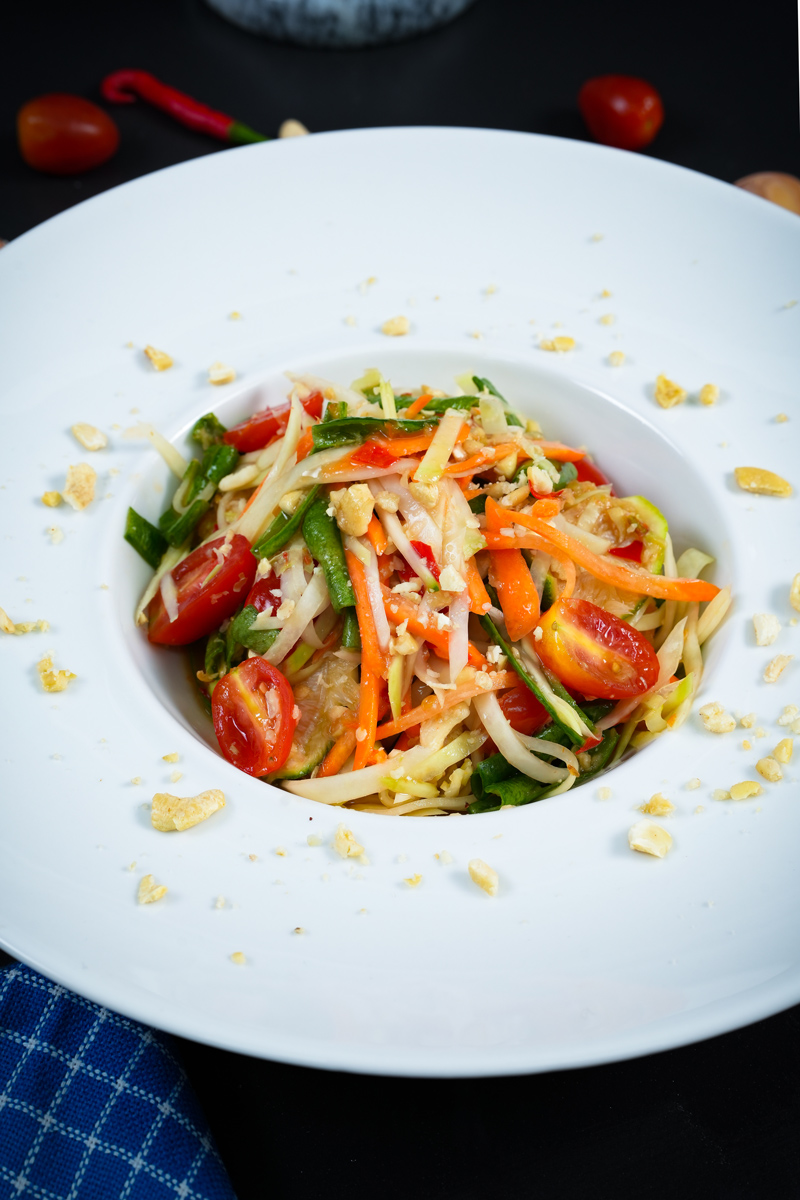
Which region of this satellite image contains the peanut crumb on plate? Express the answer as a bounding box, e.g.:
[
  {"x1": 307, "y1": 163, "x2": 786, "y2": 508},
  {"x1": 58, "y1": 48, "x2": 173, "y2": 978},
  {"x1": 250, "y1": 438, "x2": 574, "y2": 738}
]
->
[
  {"x1": 278, "y1": 118, "x2": 309, "y2": 137},
  {"x1": 698, "y1": 383, "x2": 719, "y2": 406},
  {"x1": 764, "y1": 655, "x2": 793, "y2": 683},
  {"x1": 0, "y1": 608, "x2": 48, "y2": 635},
  {"x1": 729, "y1": 780, "x2": 763, "y2": 800},
  {"x1": 694, "y1": 805, "x2": 705, "y2": 814},
  {"x1": 381, "y1": 315, "x2": 410, "y2": 337},
  {"x1": 468, "y1": 858, "x2": 499, "y2": 896},
  {"x1": 608, "y1": 350, "x2": 625, "y2": 366},
  {"x1": 403, "y1": 873, "x2": 423, "y2": 888},
  {"x1": 712, "y1": 789, "x2": 731, "y2": 801},
  {"x1": 540, "y1": 336, "x2": 575, "y2": 352},
  {"x1": 333, "y1": 824, "x2": 364, "y2": 858},
  {"x1": 777, "y1": 705, "x2": 799, "y2": 725},
  {"x1": 71, "y1": 423, "x2": 108, "y2": 451},
  {"x1": 753, "y1": 613, "x2": 781, "y2": 645},
  {"x1": 654, "y1": 374, "x2": 687, "y2": 408},
  {"x1": 790, "y1": 575, "x2": 800, "y2": 612},
  {"x1": 162, "y1": 752, "x2": 179, "y2": 763},
  {"x1": 686, "y1": 778, "x2": 702, "y2": 790},
  {"x1": 230, "y1": 951, "x2": 246, "y2": 965},
  {"x1": 597, "y1": 786, "x2": 612, "y2": 799},
  {"x1": 37, "y1": 653, "x2": 76, "y2": 693},
  {"x1": 699, "y1": 702, "x2": 736, "y2": 733},
  {"x1": 41, "y1": 491, "x2": 62, "y2": 507},
  {"x1": 150, "y1": 789, "x2": 225, "y2": 832},
  {"x1": 143, "y1": 345, "x2": 173, "y2": 371},
  {"x1": 275, "y1": 847, "x2": 287, "y2": 857},
  {"x1": 62, "y1": 462, "x2": 96, "y2": 511},
  {"x1": 756, "y1": 757, "x2": 783, "y2": 782},
  {"x1": 628, "y1": 820, "x2": 672, "y2": 857},
  {"x1": 740, "y1": 713, "x2": 756, "y2": 729},
  {"x1": 775, "y1": 413, "x2": 788, "y2": 423},
  {"x1": 774, "y1": 738, "x2": 793, "y2": 764},
  {"x1": 640, "y1": 792, "x2": 674, "y2": 817},
  {"x1": 734, "y1": 466, "x2": 792, "y2": 497},
  {"x1": 208, "y1": 361, "x2": 236, "y2": 386},
  {"x1": 307, "y1": 834, "x2": 322, "y2": 846},
  {"x1": 138, "y1": 874, "x2": 167, "y2": 904}
]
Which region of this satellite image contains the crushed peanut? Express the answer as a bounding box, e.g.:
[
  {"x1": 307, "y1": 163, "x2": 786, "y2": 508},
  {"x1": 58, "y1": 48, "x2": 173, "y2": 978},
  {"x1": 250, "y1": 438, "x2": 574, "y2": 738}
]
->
[
  {"x1": 37, "y1": 653, "x2": 76, "y2": 693},
  {"x1": 150, "y1": 789, "x2": 226, "y2": 832},
  {"x1": 790, "y1": 575, "x2": 800, "y2": 613},
  {"x1": 374, "y1": 490, "x2": 400, "y2": 514},
  {"x1": 640, "y1": 792, "x2": 675, "y2": 817},
  {"x1": 41, "y1": 491, "x2": 62, "y2": 507},
  {"x1": 608, "y1": 350, "x2": 625, "y2": 366},
  {"x1": 230, "y1": 951, "x2": 247, "y2": 965},
  {"x1": 208, "y1": 361, "x2": 236, "y2": 386},
  {"x1": 753, "y1": 613, "x2": 781, "y2": 646},
  {"x1": 685, "y1": 778, "x2": 702, "y2": 790},
  {"x1": 712, "y1": 789, "x2": 731, "y2": 801},
  {"x1": 143, "y1": 345, "x2": 173, "y2": 371},
  {"x1": 729, "y1": 780, "x2": 763, "y2": 800},
  {"x1": 468, "y1": 858, "x2": 499, "y2": 895},
  {"x1": 699, "y1": 702, "x2": 736, "y2": 734},
  {"x1": 695, "y1": 805, "x2": 705, "y2": 813},
  {"x1": 599, "y1": 313, "x2": 615, "y2": 325},
  {"x1": 764, "y1": 655, "x2": 793, "y2": 683},
  {"x1": 698, "y1": 384, "x2": 719, "y2": 407},
  {"x1": 403, "y1": 873, "x2": 423, "y2": 888},
  {"x1": 381, "y1": 315, "x2": 410, "y2": 337},
  {"x1": 278, "y1": 118, "x2": 309, "y2": 137},
  {"x1": 756, "y1": 757, "x2": 783, "y2": 782},
  {"x1": 71, "y1": 423, "x2": 108, "y2": 451},
  {"x1": 48, "y1": 526, "x2": 64, "y2": 544},
  {"x1": 628, "y1": 820, "x2": 672, "y2": 858},
  {"x1": 654, "y1": 375, "x2": 687, "y2": 408},
  {"x1": 540, "y1": 336, "x2": 575, "y2": 352},
  {"x1": 742, "y1": 739, "x2": 752, "y2": 751},
  {"x1": 597, "y1": 786, "x2": 612, "y2": 800},
  {"x1": 138, "y1": 874, "x2": 168, "y2": 904},
  {"x1": 734, "y1": 467, "x2": 792, "y2": 497},
  {"x1": 62, "y1": 463, "x2": 96, "y2": 511},
  {"x1": 0, "y1": 609, "x2": 48, "y2": 635},
  {"x1": 333, "y1": 824, "x2": 364, "y2": 859},
  {"x1": 307, "y1": 834, "x2": 322, "y2": 847},
  {"x1": 774, "y1": 738, "x2": 793, "y2": 763},
  {"x1": 777, "y1": 705, "x2": 798, "y2": 726},
  {"x1": 740, "y1": 713, "x2": 756, "y2": 728},
  {"x1": 329, "y1": 484, "x2": 374, "y2": 537},
  {"x1": 162, "y1": 752, "x2": 180, "y2": 763}
]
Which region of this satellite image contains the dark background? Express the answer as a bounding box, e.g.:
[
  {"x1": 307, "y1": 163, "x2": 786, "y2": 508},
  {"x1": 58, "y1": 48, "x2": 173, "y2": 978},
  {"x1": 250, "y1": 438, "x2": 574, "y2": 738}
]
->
[{"x1": 3, "y1": 0, "x2": 800, "y2": 1196}]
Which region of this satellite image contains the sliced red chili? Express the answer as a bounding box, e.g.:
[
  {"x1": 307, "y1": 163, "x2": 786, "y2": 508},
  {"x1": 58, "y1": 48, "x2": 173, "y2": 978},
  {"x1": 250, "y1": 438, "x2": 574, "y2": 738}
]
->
[{"x1": 609, "y1": 540, "x2": 644, "y2": 562}]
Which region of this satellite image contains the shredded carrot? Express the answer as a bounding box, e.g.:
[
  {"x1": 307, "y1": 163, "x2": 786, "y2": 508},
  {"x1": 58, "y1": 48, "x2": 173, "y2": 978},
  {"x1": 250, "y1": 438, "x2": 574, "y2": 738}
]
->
[
  {"x1": 465, "y1": 558, "x2": 492, "y2": 616},
  {"x1": 375, "y1": 422, "x2": 469, "y2": 459},
  {"x1": 365, "y1": 743, "x2": 388, "y2": 766},
  {"x1": 377, "y1": 552, "x2": 394, "y2": 584},
  {"x1": 485, "y1": 497, "x2": 541, "y2": 640},
  {"x1": 529, "y1": 440, "x2": 586, "y2": 462},
  {"x1": 367, "y1": 513, "x2": 388, "y2": 556},
  {"x1": 496, "y1": 507, "x2": 575, "y2": 598},
  {"x1": 295, "y1": 428, "x2": 314, "y2": 462},
  {"x1": 440, "y1": 442, "x2": 520, "y2": 477},
  {"x1": 529, "y1": 497, "x2": 562, "y2": 519},
  {"x1": 241, "y1": 478, "x2": 266, "y2": 515},
  {"x1": 461, "y1": 485, "x2": 482, "y2": 500},
  {"x1": 403, "y1": 392, "x2": 433, "y2": 418},
  {"x1": 317, "y1": 729, "x2": 357, "y2": 777},
  {"x1": 382, "y1": 586, "x2": 488, "y2": 667},
  {"x1": 376, "y1": 670, "x2": 517, "y2": 739},
  {"x1": 484, "y1": 518, "x2": 720, "y2": 602},
  {"x1": 345, "y1": 550, "x2": 386, "y2": 769}
]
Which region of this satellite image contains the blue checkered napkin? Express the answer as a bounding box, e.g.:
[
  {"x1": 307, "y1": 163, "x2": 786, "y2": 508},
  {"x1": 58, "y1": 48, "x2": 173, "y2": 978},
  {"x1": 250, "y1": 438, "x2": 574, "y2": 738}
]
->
[{"x1": 0, "y1": 964, "x2": 237, "y2": 1200}]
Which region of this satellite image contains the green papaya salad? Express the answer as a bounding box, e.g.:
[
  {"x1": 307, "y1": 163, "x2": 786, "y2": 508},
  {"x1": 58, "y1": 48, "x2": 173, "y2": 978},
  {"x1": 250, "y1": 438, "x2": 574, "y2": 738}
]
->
[{"x1": 125, "y1": 370, "x2": 730, "y2": 815}]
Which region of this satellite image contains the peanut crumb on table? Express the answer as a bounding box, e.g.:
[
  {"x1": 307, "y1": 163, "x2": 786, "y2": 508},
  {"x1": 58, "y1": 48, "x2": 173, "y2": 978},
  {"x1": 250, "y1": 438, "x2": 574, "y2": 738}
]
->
[
  {"x1": 230, "y1": 951, "x2": 246, "y2": 965},
  {"x1": 654, "y1": 375, "x2": 687, "y2": 408},
  {"x1": 138, "y1": 874, "x2": 167, "y2": 904},
  {"x1": 468, "y1": 858, "x2": 499, "y2": 895},
  {"x1": 381, "y1": 315, "x2": 410, "y2": 337},
  {"x1": 764, "y1": 655, "x2": 793, "y2": 683},
  {"x1": 628, "y1": 821, "x2": 672, "y2": 858},
  {"x1": 729, "y1": 781, "x2": 763, "y2": 800},
  {"x1": 699, "y1": 383, "x2": 719, "y2": 406}
]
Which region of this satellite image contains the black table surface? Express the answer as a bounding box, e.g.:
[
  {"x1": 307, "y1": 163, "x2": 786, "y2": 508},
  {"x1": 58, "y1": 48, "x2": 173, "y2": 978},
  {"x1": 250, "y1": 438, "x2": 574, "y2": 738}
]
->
[{"x1": 3, "y1": 1, "x2": 800, "y2": 1196}]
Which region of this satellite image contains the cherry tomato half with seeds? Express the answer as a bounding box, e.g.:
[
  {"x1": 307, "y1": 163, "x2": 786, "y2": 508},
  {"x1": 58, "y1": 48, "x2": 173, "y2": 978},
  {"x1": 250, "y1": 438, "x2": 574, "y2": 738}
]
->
[
  {"x1": 147, "y1": 534, "x2": 257, "y2": 646},
  {"x1": 223, "y1": 408, "x2": 289, "y2": 453},
  {"x1": 536, "y1": 597, "x2": 658, "y2": 700},
  {"x1": 498, "y1": 682, "x2": 551, "y2": 736},
  {"x1": 212, "y1": 656, "x2": 298, "y2": 776},
  {"x1": 578, "y1": 75, "x2": 664, "y2": 152},
  {"x1": 17, "y1": 94, "x2": 119, "y2": 175},
  {"x1": 574, "y1": 457, "x2": 614, "y2": 490}
]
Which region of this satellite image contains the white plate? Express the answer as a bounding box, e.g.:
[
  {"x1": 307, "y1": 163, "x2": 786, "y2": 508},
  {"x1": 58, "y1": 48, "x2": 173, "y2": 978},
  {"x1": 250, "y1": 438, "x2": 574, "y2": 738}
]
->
[{"x1": 1, "y1": 128, "x2": 798, "y2": 1077}]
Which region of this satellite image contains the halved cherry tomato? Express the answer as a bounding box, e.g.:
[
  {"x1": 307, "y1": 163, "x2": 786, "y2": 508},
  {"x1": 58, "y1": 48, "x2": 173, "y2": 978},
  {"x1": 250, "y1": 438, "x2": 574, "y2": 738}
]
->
[
  {"x1": 224, "y1": 408, "x2": 288, "y2": 453},
  {"x1": 212, "y1": 656, "x2": 297, "y2": 776},
  {"x1": 498, "y1": 683, "x2": 550, "y2": 736},
  {"x1": 351, "y1": 441, "x2": 399, "y2": 469},
  {"x1": 608, "y1": 539, "x2": 644, "y2": 562},
  {"x1": 536, "y1": 596, "x2": 658, "y2": 699},
  {"x1": 575, "y1": 457, "x2": 614, "y2": 490},
  {"x1": 17, "y1": 94, "x2": 119, "y2": 175},
  {"x1": 147, "y1": 534, "x2": 257, "y2": 645},
  {"x1": 244, "y1": 572, "x2": 282, "y2": 613},
  {"x1": 578, "y1": 75, "x2": 664, "y2": 152}
]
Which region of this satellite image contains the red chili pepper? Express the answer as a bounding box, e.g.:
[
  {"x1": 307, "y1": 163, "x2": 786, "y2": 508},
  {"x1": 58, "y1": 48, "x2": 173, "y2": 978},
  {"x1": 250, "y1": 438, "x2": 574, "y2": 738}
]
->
[
  {"x1": 410, "y1": 541, "x2": 441, "y2": 582},
  {"x1": 101, "y1": 70, "x2": 267, "y2": 145},
  {"x1": 608, "y1": 540, "x2": 644, "y2": 563}
]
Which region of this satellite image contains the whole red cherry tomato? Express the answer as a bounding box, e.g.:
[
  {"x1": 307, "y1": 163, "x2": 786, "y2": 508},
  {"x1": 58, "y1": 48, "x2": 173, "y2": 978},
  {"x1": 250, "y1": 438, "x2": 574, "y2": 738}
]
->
[
  {"x1": 578, "y1": 75, "x2": 664, "y2": 151},
  {"x1": 17, "y1": 94, "x2": 120, "y2": 175}
]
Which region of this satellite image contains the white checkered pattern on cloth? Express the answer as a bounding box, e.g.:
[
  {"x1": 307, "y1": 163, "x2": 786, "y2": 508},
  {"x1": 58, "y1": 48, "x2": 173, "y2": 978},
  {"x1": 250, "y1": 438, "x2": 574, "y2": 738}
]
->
[{"x1": 0, "y1": 964, "x2": 237, "y2": 1199}]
